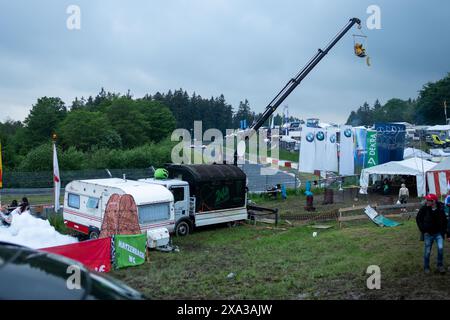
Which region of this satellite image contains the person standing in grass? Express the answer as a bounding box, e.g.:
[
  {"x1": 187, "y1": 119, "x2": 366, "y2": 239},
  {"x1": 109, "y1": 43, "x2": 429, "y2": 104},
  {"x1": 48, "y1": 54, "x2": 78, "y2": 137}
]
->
[
  {"x1": 398, "y1": 184, "x2": 409, "y2": 204},
  {"x1": 416, "y1": 194, "x2": 448, "y2": 274}
]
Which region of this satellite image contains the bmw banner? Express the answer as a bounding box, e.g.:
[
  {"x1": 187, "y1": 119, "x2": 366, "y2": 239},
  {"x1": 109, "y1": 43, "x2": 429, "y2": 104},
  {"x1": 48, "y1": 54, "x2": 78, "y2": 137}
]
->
[
  {"x1": 299, "y1": 125, "x2": 317, "y2": 173},
  {"x1": 315, "y1": 129, "x2": 327, "y2": 171},
  {"x1": 325, "y1": 127, "x2": 338, "y2": 172},
  {"x1": 339, "y1": 125, "x2": 355, "y2": 176}
]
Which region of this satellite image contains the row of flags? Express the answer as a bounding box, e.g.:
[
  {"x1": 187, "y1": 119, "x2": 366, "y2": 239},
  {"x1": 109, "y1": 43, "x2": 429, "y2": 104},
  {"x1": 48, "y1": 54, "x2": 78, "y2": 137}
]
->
[
  {"x1": 0, "y1": 139, "x2": 61, "y2": 212},
  {"x1": 299, "y1": 125, "x2": 355, "y2": 176}
]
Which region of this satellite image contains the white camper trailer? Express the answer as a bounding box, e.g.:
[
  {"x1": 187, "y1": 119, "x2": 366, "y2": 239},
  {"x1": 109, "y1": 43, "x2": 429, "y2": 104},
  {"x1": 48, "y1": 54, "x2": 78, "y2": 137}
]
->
[{"x1": 63, "y1": 178, "x2": 175, "y2": 240}]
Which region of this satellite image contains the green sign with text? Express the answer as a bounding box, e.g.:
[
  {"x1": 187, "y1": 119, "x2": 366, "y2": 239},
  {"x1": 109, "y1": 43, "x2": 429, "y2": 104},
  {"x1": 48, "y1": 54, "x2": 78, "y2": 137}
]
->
[
  {"x1": 365, "y1": 131, "x2": 378, "y2": 168},
  {"x1": 114, "y1": 234, "x2": 147, "y2": 269}
]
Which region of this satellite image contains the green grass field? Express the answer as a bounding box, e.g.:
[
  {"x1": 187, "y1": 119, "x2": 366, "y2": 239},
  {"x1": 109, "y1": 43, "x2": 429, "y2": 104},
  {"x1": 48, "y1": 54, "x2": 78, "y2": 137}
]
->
[
  {"x1": 6, "y1": 175, "x2": 448, "y2": 300},
  {"x1": 111, "y1": 219, "x2": 450, "y2": 300}
]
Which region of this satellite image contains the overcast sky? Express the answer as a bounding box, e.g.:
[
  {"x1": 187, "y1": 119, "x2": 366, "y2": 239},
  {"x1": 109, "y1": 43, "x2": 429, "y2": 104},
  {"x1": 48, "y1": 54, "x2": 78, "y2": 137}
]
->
[{"x1": 0, "y1": 0, "x2": 448, "y2": 126}]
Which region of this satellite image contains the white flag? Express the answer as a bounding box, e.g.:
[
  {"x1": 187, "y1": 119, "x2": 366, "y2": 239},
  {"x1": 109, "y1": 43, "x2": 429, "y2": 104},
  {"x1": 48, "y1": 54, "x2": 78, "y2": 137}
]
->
[
  {"x1": 325, "y1": 127, "x2": 338, "y2": 172},
  {"x1": 299, "y1": 125, "x2": 316, "y2": 173},
  {"x1": 314, "y1": 128, "x2": 327, "y2": 171},
  {"x1": 339, "y1": 125, "x2": 355, "y2": 176},
  {"x1": 53, "y1": 143, "x2": 61, "y2": 212}
]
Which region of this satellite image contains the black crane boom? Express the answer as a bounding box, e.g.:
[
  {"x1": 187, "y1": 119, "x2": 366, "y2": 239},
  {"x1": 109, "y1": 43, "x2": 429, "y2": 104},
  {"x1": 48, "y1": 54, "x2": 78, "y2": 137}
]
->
[{"x1": 234, "y1": 17, "x2": 361, "y2": 165}]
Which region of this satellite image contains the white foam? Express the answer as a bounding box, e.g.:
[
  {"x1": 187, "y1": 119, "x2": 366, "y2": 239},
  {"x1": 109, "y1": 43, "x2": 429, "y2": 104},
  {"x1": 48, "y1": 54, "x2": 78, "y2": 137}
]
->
[{"x1": 0, "y1": 211, "x2": 78, "y2": 249}]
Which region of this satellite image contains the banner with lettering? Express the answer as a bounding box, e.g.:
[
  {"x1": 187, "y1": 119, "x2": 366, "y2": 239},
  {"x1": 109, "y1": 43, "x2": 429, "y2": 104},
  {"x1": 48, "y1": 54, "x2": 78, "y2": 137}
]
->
[
  {"x1": 374, "y1": 123, "x2": 406, "y2": 165},
  {"x1": 354, "y1": 127, "x2": 367, "y2": 172},
  {"x1": 42, "y1": 237, "x2": 112, "y2": 273},
  {"x1": 113, "y1": 234, "x2": 147, "y2": 269},
  {"x1": 365, "y1": 130, "x2": 378, "y2": 168}
]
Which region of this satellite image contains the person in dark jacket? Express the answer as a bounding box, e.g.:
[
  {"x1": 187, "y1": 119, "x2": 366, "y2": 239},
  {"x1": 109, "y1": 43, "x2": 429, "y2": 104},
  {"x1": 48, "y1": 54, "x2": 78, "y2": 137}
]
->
[
  {"x1": 416, "y1": 194, "x2": 448, "y2": 274},
  {"x1": 20, "y1": 197, "x2": 30, "y2": 212}
]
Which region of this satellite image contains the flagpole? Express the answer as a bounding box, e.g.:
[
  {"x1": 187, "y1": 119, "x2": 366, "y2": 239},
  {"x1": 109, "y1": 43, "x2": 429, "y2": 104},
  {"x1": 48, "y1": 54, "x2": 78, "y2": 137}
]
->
[
  {"x1": 52, "y1": 135, "x2": 56, "y2": 213},
  {"x1": 0, "y1": 139, "x2": 2, "y2": 208},
  {"x1": 52, "y1": 133, "x2": 60, "y2": 214}
]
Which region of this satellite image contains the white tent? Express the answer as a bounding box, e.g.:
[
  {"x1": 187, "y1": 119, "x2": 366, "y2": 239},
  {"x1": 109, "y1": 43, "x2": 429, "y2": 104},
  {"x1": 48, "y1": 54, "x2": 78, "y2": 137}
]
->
[
  {"x1": 429, "y1": 149, "x2": 450, "y2": 157},
  {"x1": 359, "y1": 157, "x2": 436, "y2": 197},
  {"x1": 403, "y1": 147, "x2": 432, "y2": 160},
  {"x1": 426, "y1": 125, "x2": 450, "y2": 132}
]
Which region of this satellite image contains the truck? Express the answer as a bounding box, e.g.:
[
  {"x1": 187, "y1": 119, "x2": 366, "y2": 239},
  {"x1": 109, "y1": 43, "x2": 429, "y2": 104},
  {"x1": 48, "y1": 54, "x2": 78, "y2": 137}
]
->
[
  {"x1": 62, "y1": 178, "x2": 175, "y2": 240},
  {"x1": 139, "y1": 164, "x2": 248, "y2": 236}
]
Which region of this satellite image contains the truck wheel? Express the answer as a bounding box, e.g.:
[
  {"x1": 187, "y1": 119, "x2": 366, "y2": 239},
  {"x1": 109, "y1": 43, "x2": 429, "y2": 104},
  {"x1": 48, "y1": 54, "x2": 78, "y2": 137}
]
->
[{"x1": 175, "y1": 220, "x2": 191, "y2": 237}]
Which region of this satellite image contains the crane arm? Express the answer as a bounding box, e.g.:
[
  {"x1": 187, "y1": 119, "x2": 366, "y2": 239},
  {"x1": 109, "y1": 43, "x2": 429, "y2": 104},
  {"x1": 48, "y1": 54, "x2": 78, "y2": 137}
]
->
[{"x1": 234, "y1": 17, "x2": 361, "y2": 165}]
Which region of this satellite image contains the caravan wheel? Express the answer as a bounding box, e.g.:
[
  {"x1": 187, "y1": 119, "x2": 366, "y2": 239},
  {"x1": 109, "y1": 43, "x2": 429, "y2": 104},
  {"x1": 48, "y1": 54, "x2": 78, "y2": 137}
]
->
[
  {"x1": 89, "y1": 230, "x2": 99, "y2": 240},
  {"x1": 175, "y1": 220, "x2": 191, "y2": 237}
]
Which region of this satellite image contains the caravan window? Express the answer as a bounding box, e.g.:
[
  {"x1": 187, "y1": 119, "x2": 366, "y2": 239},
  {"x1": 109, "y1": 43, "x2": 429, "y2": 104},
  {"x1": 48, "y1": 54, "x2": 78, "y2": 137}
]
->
[
  {"x1": 68, "y1": 193, "x2": 80, "y2": 209},
  {"x1": 138, "y1": 203, "x2": 170, "y2": 224},
  {"x1": 86, "y1": 197, "x2": 99, "y2": 209}
]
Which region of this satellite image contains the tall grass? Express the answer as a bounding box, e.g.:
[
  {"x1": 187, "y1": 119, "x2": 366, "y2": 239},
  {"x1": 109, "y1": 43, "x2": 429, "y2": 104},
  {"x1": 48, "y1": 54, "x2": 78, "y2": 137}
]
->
[{"x1": 48, "y1": 214, "x2": 69, "y2": 234}]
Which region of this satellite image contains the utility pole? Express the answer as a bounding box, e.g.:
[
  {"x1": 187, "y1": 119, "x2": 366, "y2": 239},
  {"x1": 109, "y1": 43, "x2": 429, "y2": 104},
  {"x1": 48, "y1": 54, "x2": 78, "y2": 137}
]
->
[{"x1": 445, "y1": 100, "x2": 448, "y2": 125}]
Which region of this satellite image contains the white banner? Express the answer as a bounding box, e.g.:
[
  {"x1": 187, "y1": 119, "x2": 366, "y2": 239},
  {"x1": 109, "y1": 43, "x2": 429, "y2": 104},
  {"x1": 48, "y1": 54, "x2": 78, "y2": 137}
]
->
[
  {"x1": 315, "y1": 128, "x2": 326, "y2": 171},
  {"x1": 53, "y1": 142, "x2": 61, "y2": 213},
  {"x1": 299, "y1": 125, "x2": 316, "y2": 173},
  {"x1": 325, "y1": 127, "x2": 338, "y2": 172},
  {"x1": 339, "y1": 125, "x2": 355, "y2": 176}
]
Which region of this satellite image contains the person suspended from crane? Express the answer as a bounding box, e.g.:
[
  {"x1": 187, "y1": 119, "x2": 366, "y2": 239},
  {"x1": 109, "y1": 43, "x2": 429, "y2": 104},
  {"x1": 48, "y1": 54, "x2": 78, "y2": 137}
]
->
[
  {"x1": 353, "y1": 25, "x2": 371, "y2": 66},
  {"x1": 232, "y1": 17, "x2": 368, "y2": 166},
  {"x1": 354, "y1": 42, "x2": 366, "y2": 58}
]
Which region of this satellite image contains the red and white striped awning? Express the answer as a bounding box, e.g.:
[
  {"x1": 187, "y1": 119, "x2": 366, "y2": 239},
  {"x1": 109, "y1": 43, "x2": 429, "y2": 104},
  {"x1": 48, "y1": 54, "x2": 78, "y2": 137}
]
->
[{"x1": 427, "y1": 170, "x2": 450, "y2": 197}]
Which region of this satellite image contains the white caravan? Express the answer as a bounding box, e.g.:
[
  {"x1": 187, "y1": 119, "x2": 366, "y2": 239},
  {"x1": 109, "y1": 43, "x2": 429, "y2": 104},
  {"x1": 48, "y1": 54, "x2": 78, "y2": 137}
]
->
[{"x1": 63, "y1": 178, "x2": 175, "y2": 240}]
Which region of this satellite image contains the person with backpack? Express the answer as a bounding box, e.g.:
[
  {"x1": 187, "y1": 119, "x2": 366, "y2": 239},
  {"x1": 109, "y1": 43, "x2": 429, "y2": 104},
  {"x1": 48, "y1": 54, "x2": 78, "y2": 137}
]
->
[{"x1": 416, "y1": 194, "x2": 448, "y2": 274}]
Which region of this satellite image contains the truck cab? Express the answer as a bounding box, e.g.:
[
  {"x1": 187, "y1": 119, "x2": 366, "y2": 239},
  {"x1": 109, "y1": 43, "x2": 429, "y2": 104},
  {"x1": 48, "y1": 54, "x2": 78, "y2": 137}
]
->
[{"x1": 139, "y1": 178, "x2": 192, "y2": 236}]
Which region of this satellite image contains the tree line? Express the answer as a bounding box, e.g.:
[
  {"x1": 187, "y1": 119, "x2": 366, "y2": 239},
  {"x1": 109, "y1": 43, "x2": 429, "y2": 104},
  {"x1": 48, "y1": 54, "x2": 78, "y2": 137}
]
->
[
  {"x1": 346, "y1": 73, "x2": 450, "y2": 126},
  {"x1": 0, "y1": 88, "x2": 294, "y2": 171}
]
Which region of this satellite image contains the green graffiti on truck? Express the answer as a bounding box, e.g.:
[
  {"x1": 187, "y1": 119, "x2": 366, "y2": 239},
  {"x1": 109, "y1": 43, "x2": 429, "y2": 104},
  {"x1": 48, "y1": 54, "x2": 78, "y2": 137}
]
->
[{"x1": 215, "y1": 186, "x2": 230, "y2": 206}]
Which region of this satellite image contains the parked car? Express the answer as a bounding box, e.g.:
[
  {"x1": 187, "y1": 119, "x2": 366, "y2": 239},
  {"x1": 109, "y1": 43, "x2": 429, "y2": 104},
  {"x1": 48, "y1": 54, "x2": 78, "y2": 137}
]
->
[
  {"x1": 0, "y1": 242, "x2": 146, "y2": 300},
  {"x1": 426, "y1": 134, "x2": 449, "y2": 148}
]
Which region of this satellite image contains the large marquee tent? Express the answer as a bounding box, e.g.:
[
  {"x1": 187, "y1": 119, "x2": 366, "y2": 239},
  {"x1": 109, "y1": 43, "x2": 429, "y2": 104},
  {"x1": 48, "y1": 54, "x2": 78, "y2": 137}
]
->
[{"x1": 359, "y1": 157, "x2": 436, "y2": 197}]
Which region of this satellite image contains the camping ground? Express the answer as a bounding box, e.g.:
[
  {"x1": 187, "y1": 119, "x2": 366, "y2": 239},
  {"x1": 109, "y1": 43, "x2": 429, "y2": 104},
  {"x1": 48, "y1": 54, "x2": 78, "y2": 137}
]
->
[{"x1": 110, "y1": 194, "x2": 450, "y2": 300}]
